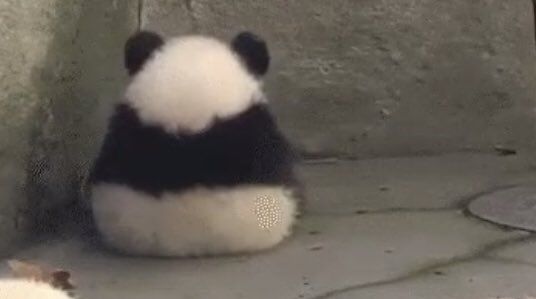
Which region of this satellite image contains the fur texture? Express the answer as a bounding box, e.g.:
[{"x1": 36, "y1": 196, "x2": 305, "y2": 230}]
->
[
  {"x1": 231, "y1": 32, "x2": 270, "y2": 77},
  {"x1": 90, "y1": 32, "x2": 300, "y2": 256},
  {"x1": 124, "y1": 31, "x2": 164, "y2": 76},
  {"x1": 0, "y1": 280, "x2": 71, "y2": 299},
  {"x1": 92, "y1": 183, "x2": 297, "y2": 256},
  {"x1": 90, "y1": 103, "x2": 298, "y2": 196},
  {"x1": 124, "y1": 35, "x2": 264, "y2": 134}
]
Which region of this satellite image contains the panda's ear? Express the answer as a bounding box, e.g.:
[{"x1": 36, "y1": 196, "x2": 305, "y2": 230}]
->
[
  {"x1": 231, "y1": 31, "x2": 270, "y2": 77},
  {"x1": 124, "y1": 31, "x2": 164, "y2": 76}
]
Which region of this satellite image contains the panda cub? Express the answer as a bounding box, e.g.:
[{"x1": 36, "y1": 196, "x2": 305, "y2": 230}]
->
[{"x1": 89, "y1": 31, "x2": 301, "y2": 257}]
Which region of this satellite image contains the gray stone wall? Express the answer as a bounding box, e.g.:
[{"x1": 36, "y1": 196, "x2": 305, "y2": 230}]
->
[
  {"x1": 0, "y1": 0, "x2": 137, "y2": 253},
  {"x1": 0, "y1": 0, "x2": 535, "y2": 253},
  {"x1": 144, "y1": 0, "x2": 536, "y2": 158}
]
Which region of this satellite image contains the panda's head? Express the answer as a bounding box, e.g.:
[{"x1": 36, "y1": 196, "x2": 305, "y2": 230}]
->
[{"x1": 123, "y1": 31, "x2": 270, "y2": 134}]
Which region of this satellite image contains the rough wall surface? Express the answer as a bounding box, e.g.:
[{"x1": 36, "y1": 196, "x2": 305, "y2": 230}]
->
[
  {"x1": 0, "y1": 0, "x2": 137, "y2": 253},
  {"x1": 143, "y1": 0, "x2": 536, "y2": 158},
  {"x1": 0, "y1": 0, "x2": 44, "y2": 254}
]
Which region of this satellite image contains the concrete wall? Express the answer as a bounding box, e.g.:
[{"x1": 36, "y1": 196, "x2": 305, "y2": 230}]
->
[
  {"x1": 144, "y1": 0, "x2": 536, "y2": 158},
  {"x1": 0, "y1": 0, "x2": 137, "y2": 253},
  {"x1": 0, "y1": 0, "x2": 534, "y2": 253}
]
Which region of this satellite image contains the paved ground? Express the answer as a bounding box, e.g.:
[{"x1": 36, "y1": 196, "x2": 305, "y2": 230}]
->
[{"x1": 3, "y1": 153, "x2": 536, "y2": 299}]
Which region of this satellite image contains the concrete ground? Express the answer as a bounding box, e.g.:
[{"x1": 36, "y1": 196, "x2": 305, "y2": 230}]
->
[{"x1": 3, "y1": 153, "x2": 536, "y2": 299}]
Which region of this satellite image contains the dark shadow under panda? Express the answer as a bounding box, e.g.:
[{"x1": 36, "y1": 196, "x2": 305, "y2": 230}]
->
[{"x1": 89, "y1": 31, "x2": 302, "y2": 257}]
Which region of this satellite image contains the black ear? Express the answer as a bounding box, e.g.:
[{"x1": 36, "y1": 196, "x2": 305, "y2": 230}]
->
[
  {"x1": 231, "y1": 31, "x2": 270, "y2": 77},
  {"x1": 124, "y1": 31, "x2": 164, "y2": 76}
]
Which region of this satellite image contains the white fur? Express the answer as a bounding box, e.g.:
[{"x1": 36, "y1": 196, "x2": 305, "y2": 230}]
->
[
  {"x1": 124, "y1": 35, "x2": 265, "y2": 134},
  {"x1": 0, "y1": 280, "x2": 71, "y2": 299},
  {"x1": 91, "y1": 183, "x2": 298, "y2": 256}
]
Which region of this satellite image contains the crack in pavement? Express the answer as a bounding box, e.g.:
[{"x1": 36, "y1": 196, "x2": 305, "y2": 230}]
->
[
  {"x1": 305, "y1": 184, "x2": 533, "y2": 298},
  {"x1": 483, "y1": 256, "x2": 536, "y2": 269},
  {"x1": 300, "y1": 150, "x2": 518, "y2": 164},
  {"x1": 309, "y1": 234, "x2": 535, "y2": 299},
  {"x1": 306, "y1": 207, "x2": 456, "y2": 217},
  {"x1": 306, "y1": 184, "x2": 519, "y2": 218}
]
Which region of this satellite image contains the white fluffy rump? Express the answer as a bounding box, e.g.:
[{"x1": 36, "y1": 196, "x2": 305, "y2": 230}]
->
[
  {"x1": 0, "y1": 280, "x2": 71, "y2": 299},
  {"x1": 91, "y1": 183, "x2": 298, "y2": 257}
]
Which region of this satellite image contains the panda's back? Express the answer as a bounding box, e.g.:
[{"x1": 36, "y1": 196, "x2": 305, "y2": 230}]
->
[
  {"x1": 90, "y1": 102, "x2": 296, "y2": 196},
  {"x1": 90, "y1": 31, "x2": 301, "y2": 257}
]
